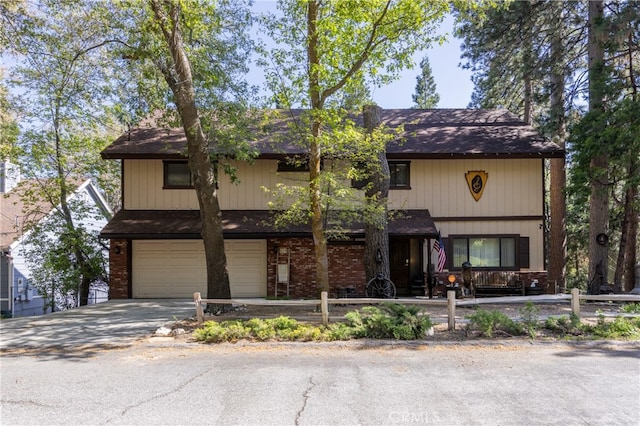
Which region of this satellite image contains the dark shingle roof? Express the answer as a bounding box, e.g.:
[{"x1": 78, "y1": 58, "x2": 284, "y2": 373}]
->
[
  {"x1": 99, "y1": 209, "x2": 438, "y2": 239},
  {"x1": 101, "y1": 109, "x2": 564, "y2": 160}
]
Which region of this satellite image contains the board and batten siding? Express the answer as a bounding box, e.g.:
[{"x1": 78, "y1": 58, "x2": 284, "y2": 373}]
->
[
  {"x1": 388, "y1": 158, "x2": 544, "y2": 216},
  {"x1": 124, "y1": 158, "x2": 544, "y2": 219},
  {"x1": 124, "y1": 159, "x2": 291, "y2": 210}
]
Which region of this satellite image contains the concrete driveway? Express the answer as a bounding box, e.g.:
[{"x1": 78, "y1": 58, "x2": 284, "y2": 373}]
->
[{"x1": 0, "y1": 299, "x2": 194, "y2": 351}]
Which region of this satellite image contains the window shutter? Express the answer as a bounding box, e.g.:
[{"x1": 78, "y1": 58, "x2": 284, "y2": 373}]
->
[
  {"x1": 518, "y1": 237, "x2": 530, "y2": 269},
  {"x1": 443, "y1": 237, "x2": 450, "y2": 270}
]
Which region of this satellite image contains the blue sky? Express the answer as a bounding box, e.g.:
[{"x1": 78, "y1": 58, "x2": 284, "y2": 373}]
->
[
  {"x1": 2, "y1": 2, "x2": 474, "y2": 110},
  {"x1": 251, "y1": 1, "x2": 474, "y2": 109}
]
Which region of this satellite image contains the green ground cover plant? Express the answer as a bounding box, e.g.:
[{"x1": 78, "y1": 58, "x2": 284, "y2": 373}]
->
[
  {"x1": 192, "y1": 303, "x2": 640, "y2": 343},
  {"x1": 620, "y1": 303, "x2": 640, "y2": 314},
  {"x1": 193, "y1": 303, "x2": 431, "y2": 343},
  {"x1": 465, "y1": 309, "x2": 524, "y2": 337}
]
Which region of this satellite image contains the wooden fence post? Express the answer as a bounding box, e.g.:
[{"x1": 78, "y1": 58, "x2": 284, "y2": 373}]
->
[
  {"x1": 194, "y1": 292, "x2": 204, "y2": 325},
  {"x1": 571, "y1": 288, "x2": 580, "y2": 319},
  {"x1": 321, "y1": 291, "x2": 329, "y2": 326},
  {"x1": 447, "y1": 290, "x2": 456, "y2": 331}
]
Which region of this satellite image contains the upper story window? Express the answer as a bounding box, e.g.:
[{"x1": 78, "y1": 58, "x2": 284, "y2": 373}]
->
[
  {"x1": 451, "y1": 236, "x2": 518, "y2": 270},
  {"x1": 389, "y1": 161, "x2": 410, "y2": 189},
  {"x1": 351, "y1": 161, "x2": 410, "y2": 189},
  {"x1": 277, "y1": 158, "x2": 320, "y2": 173},
  {"x1": 163, "y1": 161, "x2": 193, "y2": 189}
]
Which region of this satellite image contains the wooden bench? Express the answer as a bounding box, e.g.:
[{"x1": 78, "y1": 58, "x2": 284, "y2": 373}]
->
[{"x1": 472, "y1": 271, "x2": 524, "y2": 297}]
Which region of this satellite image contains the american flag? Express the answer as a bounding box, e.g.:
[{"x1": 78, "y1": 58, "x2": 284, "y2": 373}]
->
[{"x1": 433, "y1": 236, "x2": 447, "y2": 272}]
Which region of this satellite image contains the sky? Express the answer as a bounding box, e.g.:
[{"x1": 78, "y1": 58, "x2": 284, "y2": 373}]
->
[
  {"x1": 1, "y1": 2, "x2": 475, "y2": 111},
  {"x1": 250, "y1": 1, "x2": 474, "y2": 109}
]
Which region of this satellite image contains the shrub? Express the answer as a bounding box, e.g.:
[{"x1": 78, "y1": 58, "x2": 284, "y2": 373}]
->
[
  {"x1": 544, "y1": 315, "x2": 583, "y2": 337},
  {"x1": 343, "y1": 303, "x2": 432, "y2": 340},
  {"x1": 193, "y1": 320, "x2": 251, "y2": 343},
  {"x1": 590, "y1": 315, "x2": 640, "y2": 339},
  {"x1": 245, "y1": 318, "x2": 276, "y2": 341},
  {"x1": 324, "y1": 323, "x2": 354, "y2": 341},
  {"x1": 466, "y1": 309, "x2": 523, "y2": 337},
  {"x1": 194, "y1": 316, "x2": 355, "y2": 343},
  {"x1": 519, "y1": 301, "x2": 540, "y2": 338},
  {"x1": 620, "y1": 303, "x2": 640, "y2": 314}
]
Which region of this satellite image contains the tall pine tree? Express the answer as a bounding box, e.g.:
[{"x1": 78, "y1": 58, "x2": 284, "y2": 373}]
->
[{"x1": 412, "y1": 56, "x2": 440, "y2": 108}]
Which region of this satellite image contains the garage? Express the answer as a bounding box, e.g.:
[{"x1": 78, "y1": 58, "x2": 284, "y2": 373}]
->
[{"x1": 132, "y1": 240, "x2": 266, "y2": 298}]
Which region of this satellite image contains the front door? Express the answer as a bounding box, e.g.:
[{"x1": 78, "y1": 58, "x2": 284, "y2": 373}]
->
[
  {"x1": 390, "y1": 238, "x2": 425, "y2": 296},
  {"x1": 390, "y1": 239, "x2": 410, "y2": 295}
]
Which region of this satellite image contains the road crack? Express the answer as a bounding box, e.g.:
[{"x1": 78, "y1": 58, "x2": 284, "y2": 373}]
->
[
  {"x1": 105, "y1": 367, "x2": 213, "y2": 423},
  {"x1": 295, "y1": 376, "x2": 317, "y2": 426}
]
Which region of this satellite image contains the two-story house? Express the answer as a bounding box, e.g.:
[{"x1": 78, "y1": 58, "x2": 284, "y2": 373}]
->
[{"x1": 100, "y1": 109, "x2": 564, "y2": 300}]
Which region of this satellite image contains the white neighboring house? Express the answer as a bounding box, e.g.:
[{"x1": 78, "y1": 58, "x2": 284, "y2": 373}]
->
[{"x1": 1, "y1": 162, "x2": 113, "y2": 317}]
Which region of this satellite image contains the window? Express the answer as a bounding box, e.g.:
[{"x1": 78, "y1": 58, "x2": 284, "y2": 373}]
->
[
  {"x1": 451, "y1": 236, "x2": 519, "y2": 269},
  {"x1": 389, "y1": 161, "x2": 410, "y2": 189},
  {"x1": 163, "y1": 161, "x2": 193, "y2": 189},
  {"x1": 352, "y1": 161, "x2": 410, "y2": 189},
  {"x1": 277, "y1": 158, "x2": 312, "y2": 172}
]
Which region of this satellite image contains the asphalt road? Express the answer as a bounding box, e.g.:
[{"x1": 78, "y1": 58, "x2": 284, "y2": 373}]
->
[{"x1": 1, "y1": 339, "x2": 639, "y2": 425}]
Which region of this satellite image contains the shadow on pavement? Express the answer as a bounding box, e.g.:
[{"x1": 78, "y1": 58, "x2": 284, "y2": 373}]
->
[{"x1": 0, "y1": 299, "x2": 194, "y2": 357}]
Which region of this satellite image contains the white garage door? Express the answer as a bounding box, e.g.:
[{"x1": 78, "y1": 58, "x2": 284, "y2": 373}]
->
[{"x1": 132, "y1": 240, "x2": 266, "y2": 298}]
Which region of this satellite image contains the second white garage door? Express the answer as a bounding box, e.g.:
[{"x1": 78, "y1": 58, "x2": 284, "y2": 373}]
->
[{"x1": 132, "y1": 239, "x2": 266, "y2": 298}]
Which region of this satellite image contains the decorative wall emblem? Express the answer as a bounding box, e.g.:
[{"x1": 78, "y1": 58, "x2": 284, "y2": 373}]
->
[{"x1": 465, "y1": 170, "x2": 488, "y2": 202}]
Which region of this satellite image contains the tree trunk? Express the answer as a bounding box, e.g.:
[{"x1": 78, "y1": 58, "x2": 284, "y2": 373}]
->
[
  {"x1": 150, "y1": 0, "x2": 230, "y2": 300},
  {"x1": 587, "y1": 0, "x2": 609, "y2": 295},
  {"x1": 614, "y1": 181, "x2": 637, "y2": 292},
  {"x1": 622, "y1": 184, "x2": 638, "y2": 292},
  {"x1": 548, "y1": 1, "x2": 567, "y2": 293},
  {"x1": 521, "y1": 0, "x2": 533, "y2": 126},
  {"x1": 622, "y1": 33, "x2": 639, "y2": 293},
  {"x1": 306, "y1": 0, "x2": 330, "y2": 295},
  {"x1": 363, "y1": 105, "x2": 390, "y2": 283}
]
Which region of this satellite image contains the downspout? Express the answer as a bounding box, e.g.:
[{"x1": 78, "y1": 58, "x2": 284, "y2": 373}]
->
[{"x1": 6, "y1": 252, "x2": 14, "y2": 317}]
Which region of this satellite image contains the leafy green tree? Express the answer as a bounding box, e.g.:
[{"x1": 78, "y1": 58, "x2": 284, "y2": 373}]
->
[
  {"x1": 259, "y1": 0, "x2": 453, "y2": 294},
  {"x1": 412, "y1": 55, "x2": 440, "y2": 108},
  {"x1": 20, "y1": 192, "x2": 109, "y2": 312},
  {"x1": 456, "y1": 2, "x2": 580, "y2": 292},
  {"x1": 111, "y1": 0, "x2": 256, "y2": 301},
  {"x1": 0, "y1": 69, "x2": 19, "y2": 159},
  {"x1": 457, "y1": 1, "x2": 640, "y2": 293},
  {"x1": 2, "y1": 0, "x2": 119, "y2": 306}
]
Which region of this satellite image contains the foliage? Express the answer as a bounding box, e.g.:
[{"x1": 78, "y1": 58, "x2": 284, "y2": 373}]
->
[
  {"x1": 543, "y1": 314, "x2": 583, "y2": 337},
  {"x1": 519, "y1": 301, "x2": 540, "y2": 338},
  {"x1": 344, "y1": 303, "x2": 432, "y2": 340},
  {"x1": 194, "y1": 304, "x2": 432, "y2": 343},
  {"x1": 544, "y1": 313, "x2": 640, "y2": 340},
  {"x1": 456, "y1": 0, "x2": 640, "y2": 291},
  {"x1": 109, "y1": 0, "x2": 259, "y2": 299},
  {"x1": 2, "y1": 0, "x2": 119, "y2": 306},
  {"x1": 466, "y1": 309, "x2": 523, "y2": 338},
  {"x1": 193, "y1": 316, "x2": 348, "y2": 343},
  {"x1": 620, "y1": 303, "x2": 640, "y2": 314},
  {"x1": 257, "y1": 0, "x2": 453, "y2": 293},
  {"x1": 0, "y1": 70, "x2": 19, "y2": 157},
  {"x1": 112, "y1": 0, "x2": 258, "y2": 161},
  {"x1": 586, "y1": 314, "x2": 640, "y2": 340},
  {"x1": 259, "y1": 0, "x2": 450, "y2": 109},
  {"x1": 20, "y1": 197, "x2": 108, "y2": 312},
  {"x1": 412, "y1": 55, "x2": 440, "y2": 108}
]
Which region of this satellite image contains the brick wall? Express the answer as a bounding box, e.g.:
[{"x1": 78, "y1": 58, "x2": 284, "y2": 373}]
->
[
  {"x1": 109, "y1": 239, "x2": 130, "y2": 299},
  {"x1": 267, "y1": 238, "x2": 366, "y2": 299}
]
